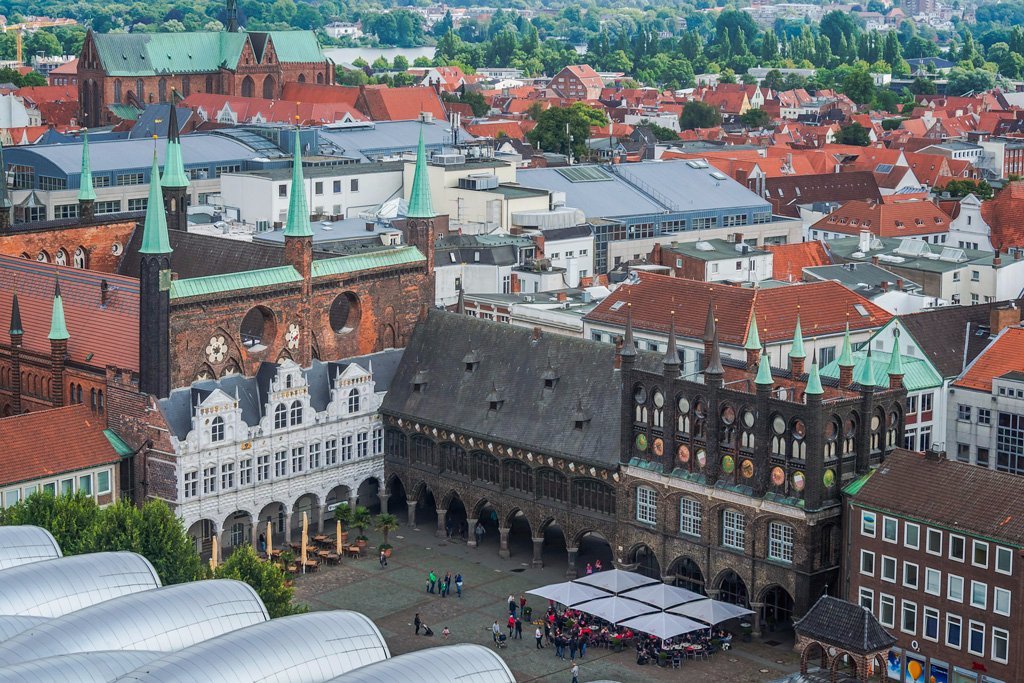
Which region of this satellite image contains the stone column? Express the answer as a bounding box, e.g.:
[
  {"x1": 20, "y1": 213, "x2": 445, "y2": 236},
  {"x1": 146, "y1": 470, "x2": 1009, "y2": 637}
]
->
[
  {"x1": 498, "y1": 527, "x2": 510, "y2": 559},
  {"x1": 407, "y1": 500, "x2": 417, "y2": 527},
  {"x1": 379, "y1": 492, "x2": 389, "y2": 516},
  {"x1": 531, "y1": 537, "x2": 544, "y2": 568},
  {"x1": 751, "y1": 601, "x2": 764, "y2": 636},
  {"x1": 284, "y1": 512, "x2": 293, "y2": 544},
  {"x1": 435, "y1": 509, "x2": 447, "y2": 539},
  {"x1": 565, "y1": 547, "x2": 579, "y2": 578},
  {"x1": 349, "y1": 494, "x2": 358, "y2": 510},
  {"x1": 315, "y1": 504, "x2": 325, "y2": 534}
]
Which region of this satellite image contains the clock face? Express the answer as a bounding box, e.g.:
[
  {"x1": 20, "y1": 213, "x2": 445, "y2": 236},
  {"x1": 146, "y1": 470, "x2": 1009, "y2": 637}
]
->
[{"x1": 206, "y1": 335, "x2": 227, "y2": 364}]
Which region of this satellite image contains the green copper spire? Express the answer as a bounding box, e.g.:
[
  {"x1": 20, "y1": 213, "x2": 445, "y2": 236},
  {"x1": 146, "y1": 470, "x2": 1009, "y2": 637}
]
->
[
  {"x1": 755, "y1": 348, "x2": 773, "y2": 385},
  {"x1": 789, "y1": 314, "x2": 806, "y2": 359},
  {"x1": 855, "y1": 348, "x2": 877, "y2": 387},
  {"x1": 743, "y1": 311, "x2": 761, "y2": 351},
  {"x1": 48, "y1": 281, "x2": 69, "y2": 341},
  {"x1": 805, "y1": 356, "x2": 824, "y2": 395},
  {"x1": 837, "y1": 322, "x2": 854, "y2": 367},
  {"x1": 887, "y1": 326, "x2": 904, "y2": 377},
  {"x1": 283, "y1": 132, "x2": 312, "y2": 238},
  {"x1": 406, "y1": 128, "x2": 435, "y2": 219},
  {"x1": 161, "y1": 105, "x2": 189, "y2": 189},
  {"x1": 78, "y1": 130, "x2": 96, "y2": 202},
  {"x1": 139, "y1": 152, "x2": 172, "y2": 254}
]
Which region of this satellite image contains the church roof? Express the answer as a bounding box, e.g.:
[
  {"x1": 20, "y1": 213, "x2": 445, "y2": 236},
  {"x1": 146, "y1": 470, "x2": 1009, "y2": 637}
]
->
[
  {"x1": 382, "y1": 310, "x2": 623, "y2": 468},
  {"x1": 794, "y1": 595, "x2": 896, "y2": 654}
]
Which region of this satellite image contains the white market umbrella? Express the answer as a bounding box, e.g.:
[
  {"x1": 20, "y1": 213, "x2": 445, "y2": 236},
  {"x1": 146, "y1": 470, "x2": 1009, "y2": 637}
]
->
[
  {"x1": 619, "y1": 612, "x2": 706, "y2": 640},
  {"x1": 621, "y1": 582, "x2": 705, "y2": 609},
  {"x1": 669, "y1": 598, "x2": 754, "y2": 625},
  {"x1": 527, "y1": 581, "x2": 609, "y2": 606},
  {"x1": 572, "y1": 595, "x2": 660, "y2": 624},
  {"x1": 574, "y1": 569, "x2": 659, "y2": 594}
]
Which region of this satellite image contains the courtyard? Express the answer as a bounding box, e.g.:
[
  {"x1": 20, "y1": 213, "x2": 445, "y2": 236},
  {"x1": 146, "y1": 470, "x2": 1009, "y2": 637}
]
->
[{"x1": 293, "y1": 523, "x2": 803, "y2": 683}]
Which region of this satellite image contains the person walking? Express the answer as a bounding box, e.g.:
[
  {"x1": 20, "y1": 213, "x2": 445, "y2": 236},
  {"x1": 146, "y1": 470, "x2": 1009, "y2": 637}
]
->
[
  {"x1": 427, "y1": 570, "x2": 437, "y2": 593},
  {"x1": 585, "y1": 562, "x2": 593, "y2": 575},
  {"x1": 379, "y1": 550, "x2": 387, "y2": 569},
  {"x1": 445, "y1": 518, "x2": 453, "y2": 539},
  {"x1": 514, "y1": 616, "x2": 523, "y2": 639},
  {"x1": 441, "y1": 571, "x2": 451, "y2": 597},
  {"x1": 535, "y1": 626, "x2": 544, "y2": 649},
  {"x1": 474, "y1": 521, "x2": 485, "y2": 547},
  {"x1": 442, "y1": 626, "x2": 450, "y2": 639},
  {"x1": 519, "y1": 594, "x2": 527, "y2": 614},
  {"x1": 507, "y1": 614, "x2": 515, "y2": 638},
  {"x1": 492, "y1": 620, "x2": 500, "y2": 645},
  {"x1": 570, "y1": 661, "x2": 579, "y2": 683},
  {"x1": 414, "y1": 613, "x2": 422, "y2": 636},
  {"x1": 507, "y1": 594, "x2": 516, "y2": 616},
  {"x1": 455, "y1": 572, "x2": 463, "y2": 598},
  {"x1": 568, "y1": 634, "x2": 578, "y2": 660},
  {"x1": 579, "y1": 633, "x2": 587, "y2": 659},
  {"x1": 258, "y1": 533, "x2": 266, "y2": 555},
  {"x1": 594, "y1": 559, "x2": 603, "y2": 572}
]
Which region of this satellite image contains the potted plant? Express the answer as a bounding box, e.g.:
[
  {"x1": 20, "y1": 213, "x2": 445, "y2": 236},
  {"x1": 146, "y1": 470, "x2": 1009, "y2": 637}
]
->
[
  {"x1": 279, "y1": 549, "x2": 296, "y2": 573},
  {"x1": 335, "y1": 503, "x2": 352, "y2": 544},
  {"x1": 374, "y1": 513, "x2": 399, "y2": 554},
  {"x1": 351, "y1": 505, "x2": 372, "y2": 548},
  {"x1": 377, "y1": 543, "x2": 393, "y2": 557}
]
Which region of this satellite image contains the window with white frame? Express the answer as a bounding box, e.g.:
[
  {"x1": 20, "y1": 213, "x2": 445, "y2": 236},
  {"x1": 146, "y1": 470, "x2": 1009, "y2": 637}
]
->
[
  {"x1": 97, "y1": 470, "x2": 111, "y2": 495},
  {"x1": 879, "y1": 594, "x2": 895, "y2": 628},
  {"x1": 768, "y1": 522, "x2": 794, "y2": 563},
  {"x1": 347, "y1": 388, "x2": 360, "y2": 413},
  {"x1": 970, "y1": 580, "x2": 987, "y2": 609},
  {"x1": 341, "y1": 435, "x2": 353, "y2": 461},
  {"x1": 923, "y1": 607, "x2": 939, "y2": 642},
  {"x1": 882, "y1": 516, "x2": 898, "y2": 543},
  {"x1": 861, "y1": 550, "x2": 875, "y2": 576},
  {"x1": 925, "y1": 567, "x2": 941, "y2": 595},
  {"x1": 373, "y1": 428, "x2": 383, "y2": 455},
  {"x1": 221, "y1": 462, "x2": 235, "y2": 490},
  {"x1": 957, "y1": 404, "x2": 972, "y2": 421},
  {"x1": 882, "y1": 555, "x2": 897, "y2": 582},
  {"x1": 924, "y1": 528, "x2": 943, "y2": 556},
  {"x1": 184, "y1": 470, "x2": 198, "y2": 498},
  {"x1": 636, "y1": 486, "x2": 657, "y2": 525},
  {"x1": 948, "y1": 574, "x2": 964, "y2": 602},
  {"x1": 968, "y1": 621, "x2": 985, "y2": 657},
  {"x1": 325, "y1": 438, "x2": 338, "y2": 465},
  {"x1": 992, "y1": 627, "x2": 1009, "y2": 663},
  {"x1": 679, "y1": 498, "x2": 702, "y2": 537},
  {"x1": 202, "y1": 466, "x2": 216, "y2": 494},
  {"x1": 722, "y1": 509, "x2": 745, "y2": 550},
  {"x1": 973, "y1": 540, "x2": 989, "y2": 568},
  {"x1": 994, "y1": 587, "x2": 1011, "y2": 616},
  {"x1": 903, "y1": 561, "x2": 919, "y2": 589},
  {"x1": 257, "y1": 454, "x2": 270, "y2": 482},
  {"x1": 292, "y1": 446, "x2": 305, "y2": 473},
  {"x1": 996, "y1": 546, "x2": 1013, "y2": 575},
  {"x1": 274, "y1": 450, "x2": 287, "y2": 477},
  {"x1": 239, "y1": 458, "x2": 252, "y2": 486},
  {"x1": 308, "y1": 442, "x2": 321, "y2": 470},
  {"x1": 211, "y1": 416, "x2": 225, "y2": 442},
  {"x1": 905, "y1": 522, "x2": 920, "y2": 549},
  {"x1": 946, "y1": 614, "x2": 962, "y2": 649},
  {"x1": 859, "y1": 587, "x2": 874, "y2": 611},
  {"x1": 901, "y1": 600, "x2": 917, "y2": 634},
  {"x1": 274, "y1": 404, "x2": 287, "y2": 429},
  {"x1": 862, "y1": 510, "x2": 877, "y2": 537},
  {"x1": 289, "y1": 401, "x2": 302, "y2": 426}
]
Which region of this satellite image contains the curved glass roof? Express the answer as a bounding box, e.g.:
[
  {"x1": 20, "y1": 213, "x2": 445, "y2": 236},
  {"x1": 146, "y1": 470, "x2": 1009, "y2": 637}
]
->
[
  {"x1": 0, "y1": 615, "x2": 48, "y2": 643},
  {"x1": 0, "y1": 526, "x2": 61, "y2": 570},
  {"x1": 0, "y1": 650, "x2": 161, "y2": 683},
  {"x1": 118, "y1": 610, "x2": 390, "y2": 682},
  {"x1": 0, "y1": 552, "x2": 160, "y2": 618},
  {"x1": 330, "y1": 644, "x2": 515, "y2": 683},
  {"x1": 0, "y1": 579, "x2": 267, "y2": 666}
]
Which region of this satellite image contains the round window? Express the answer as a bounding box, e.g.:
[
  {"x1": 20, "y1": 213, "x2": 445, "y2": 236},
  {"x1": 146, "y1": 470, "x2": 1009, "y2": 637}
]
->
[
  {"x1": 845, "y1": 418, "x2": 857, "y2": 437},
  {"x1": 693, "y1": 400, "x2": 706, "y2": 418},
  {"x1": 678, "y1": 397, "x2": 690, "y2": 413},
  {"x1": 772, "y1": 415, "x2": 786, "y2": 435},
  {"x1": 653, "y1": 391, "x2": 664, "y2": 408},
  {"x1": 871, "y1": 415, "x2": 881, "y2": 431},
  {"x1": 696, "y1": 449, "x2": 707, "y2": 467},
  {"x1": 721, "y1": 405, "x2": 736, "y2": 424},
  {"x1": 825, "y1": 421, "x2": 838, "y2": 441},
  {"x1": 634, "y1": 386, "x2": 647, "y2": 405},
  {"x1": 792, "y1": 419, "x2": 807, "y2": 440},
  {"x1": 742, "y1": 410, "x2": 755, "y2": 428},
  {"x1": 792, "y1": 471, "x2": 806, "y2": 492}
]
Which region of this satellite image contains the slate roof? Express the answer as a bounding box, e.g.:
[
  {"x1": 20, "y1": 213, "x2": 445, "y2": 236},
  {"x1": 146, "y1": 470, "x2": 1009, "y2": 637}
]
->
[
  {"x1": 899, "y1": 301, "x2": 1022, "y2": 379},
  {"x1": 382, "y1": 310, "x2": 622, "y2": 467},
  {"x1": 763, "y1": 172, "x2": 882, "y2": 218},
  {"x1": 0, "y1": 405, "x2": 122, "y2": 486},
  {"x1": 159, "y1": 350, "x2": 404, "y2": 440},
  {"x1": 954, "y1": 326, "x2": 1024, "y2": 392},
  {"x1": 0, "y1": 255, "x2": 139, "y2": 372},
  {"x1": 794, "y1": 595, "x2": 896, "y2": 654},
  {"x1": 849, "y1": 448, "x2": 1024, "y2": 545}
]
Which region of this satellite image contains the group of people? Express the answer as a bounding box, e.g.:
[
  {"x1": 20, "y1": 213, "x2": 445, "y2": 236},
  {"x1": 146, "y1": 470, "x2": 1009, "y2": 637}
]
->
[
  {"x1": 425, "y1": 569, "x2": 463, "y2": 598},
  {"x1": 634, "y1": 626, "x2": 732, "y2": 666}
]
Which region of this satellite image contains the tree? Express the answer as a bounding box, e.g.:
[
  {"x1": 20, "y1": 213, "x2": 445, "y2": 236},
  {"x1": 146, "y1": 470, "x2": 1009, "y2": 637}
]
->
[
  {"x1": 393, "y1": 55, "x2": 409, "y2": 72},
  {"x1": 762, "y1": 68, "x2": 785, "y2": 91},
  {"x1": 841, "y1": 66, "x2": 876, "y2": 105},
  {"x1": 526, "y1": 102, "x2": 608, "y2": 161},
  {"x1": 946, "y1": 67, "x2": 995, "y2": 95},
  {"x1": 214, "y1": 545, "x2": 306, "y2": 619},
  {"x1": 0, "y1": 491, "x2": 98, "y2": 556},
  {"x1": 740, "y1": 108, "x2": 771, "y2": 128},
  {"x1": 940, "y1": 179, "x2": 994, "y2": 199},
  {"x1": 350, "y1": 505, "x2": 372, "y2": 540},
  {"x1": 138, "y1": 500, "x2": 205, "y2": 585},
  {"x1": 838, "y1": 122, "x2": 871, "y2": 146},
  {"x1": 909, "y1": 77, "x2": 937, "y2": 95},
  {"x1": 374, "y1": 514, "x2": 400, "y2": 547},
  {"x1": 679, "y1": 101, "x2": 722, "y2": 130}
]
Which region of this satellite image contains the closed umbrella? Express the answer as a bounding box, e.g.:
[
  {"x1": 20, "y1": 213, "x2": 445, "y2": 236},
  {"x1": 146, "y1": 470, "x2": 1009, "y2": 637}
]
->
[
  {"x1": 527, "y1": 581, "x2": 609, "y2": 606},
  {"x1": 301, "y1": 512, "x2": 309, "y2": 574},
  {"x1": 621, "y1": 583, "x2": 704, "y2": 609},
  {"x1": 574, "y1": 569, "x2": 659, "y2": 594},
  {"x1": 572, "y1": 595, "x2": 659, "y2": 624},
  {"x1": 669, "y1": 598, "x2": 754, "y2": 625},
  {"x1": 618, "y1": 612, "x2": 706, "y2": 640},
  {"x1": 336, "y1": 518, "x2": 342, "y2": 556},
  {"x1": 266, "y1": 520, "x2": 273, "y2": 558},
  {"x1": 209, "y1": 534, "x2": 219, "y2": 571}
]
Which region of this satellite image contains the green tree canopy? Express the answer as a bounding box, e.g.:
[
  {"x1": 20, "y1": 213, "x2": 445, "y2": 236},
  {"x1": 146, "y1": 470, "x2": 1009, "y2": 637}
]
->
[
  {"x1": 740, "y1": 108, "x2": 771, "y2": 128},
  {"x1": 838, "y1": 122, "x2": 872, "y2": 146},
  {"x1": 526, "y1": 102, "x2": 608, "y2": 161},
  {"x1": 213, "y1": 545, "x2": 305, "y2": 618},
  {"x1": 679, "y1": 100, "x2": 722, "y2": 130}
]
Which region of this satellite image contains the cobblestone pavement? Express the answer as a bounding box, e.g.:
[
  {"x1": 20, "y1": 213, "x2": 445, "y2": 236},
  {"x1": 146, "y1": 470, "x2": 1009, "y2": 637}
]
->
[{"x1": 293, "y1": 524, "x2": 802, "y2": 683}]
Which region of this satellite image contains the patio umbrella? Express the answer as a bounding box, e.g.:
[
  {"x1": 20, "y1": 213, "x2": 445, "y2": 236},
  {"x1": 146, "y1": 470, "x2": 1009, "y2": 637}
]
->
[
  {"x1": 266, "y1": 520, "x2": 273, "y2": 557},
  {"x1": 210, "y1": 534, "x2": 219, "y2": 571},
  {"x1": 527, "y1": 581, "x2": 609, "y2": 606},
  {"x1": 618, "y1": 612, "x2": 706, "y2": 640},
  {"x1": 336, "y1": 518, "x2": 342, "y2": 555},
  {"x1": 620, "y1": 583, "x2": 705, "y2": 610},
  {"x1": 301, "y1": 511, "x2": 309, "y2": 574},
  {"x1": 572, "y1": 595, "x2": 660, "y2": 624},
  {"x1": 574, "y1": 568, "x2": 659, "y2": 594},
  {"x1": 669, "y1": 598, "x2": 754, "y2": 625}
]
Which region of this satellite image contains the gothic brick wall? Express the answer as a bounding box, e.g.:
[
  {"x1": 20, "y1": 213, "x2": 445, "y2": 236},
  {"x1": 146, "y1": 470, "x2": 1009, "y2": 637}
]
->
[{"x1": 0, "y1": 219, "x2": 138, "y2": 273}]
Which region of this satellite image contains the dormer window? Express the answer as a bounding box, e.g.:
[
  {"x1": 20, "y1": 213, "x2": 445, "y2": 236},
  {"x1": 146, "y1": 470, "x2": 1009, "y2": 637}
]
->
[
  {"x1": 487, "y1": 383, "x2": 504, "y2": 413},
  {"x1": 286, "y1": 374, "x2": 293, "y2": 389},
  {"x1": 211, "y1": 416, "x2": 225, "y2": 442},
  {"x1": 274, "y1": 404, "x2": 287, "y2": 429},
  {"x1": 463, "y1": 349, "x2": 480, "y2": 373},
  {"x1": 412, "y1": 369, "x2": 428, "y2": 393},
  {"x1": 289, "y1": 400, "x2": 302, "y2": 426},
  {"x1": 572, "y1": 399, "x2": 590, "y2": 430},
  {"x1": 545, "y1": 377, "x2": 558, "y2": 390},
  {"x1": 542, "y1": 365, "x2": 560, "y2": 391},
  {"x1": 347, "y1": 387, "x2": 360, "y2": 413}
]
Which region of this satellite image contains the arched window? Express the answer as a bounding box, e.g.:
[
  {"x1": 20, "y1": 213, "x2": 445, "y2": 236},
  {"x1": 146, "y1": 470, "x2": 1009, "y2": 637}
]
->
[
  {"x1": 297, "y1": 73, "x2": 306, "y2": 83},
  {"x1": 652, "y1": 390, "x2": 664, "y2": 429},
  {"x1": 768, "y1": 521, "x2": 795, "y2": 563},
  {"x1": 97, "y1": 390, "x2": 103, "y2": 413},
  {"x1": 536, "y1": 468, "x2": 567, "y2": 502},
  {"x1": 158, "y1": 78, "x2": 167, "y2": 102},
  {"x1": 440, "y1": 443, "x2": 468, "y2": 476},
  {"x1": 410, "y1": 435, "x2": 435, "y2": 467},
  {"x1": 316, "y1": 72, "x2": 324, "y2": 84},
  {"x1": 54, "y1": 249, "x2": 68, "y2": 266},
  {"x1": 503, "y1": 460, "x2": 532, "y2": 492},
  {"x1": 274, "y1": 404, "x2": 287, "y2": 429},
  {"x1": 136, "y1": 79, "x2": 144, "y2": 102},
  {"x1": 347, "y1": 387, "x2": 360, "y2": 413},
  {"x1": 205, "y1": 75, "x2": 214, "y2": 93},
  {"x1": 181, "y1": 75, "x2": 190, "y2": 97},
  {"x1": 289, "y1": 400, "x2": 302, "y2": 426},
  {"x1": 472, "y1": 451, "x2": 500, "y2": 484},
  {"x1": 572, "y1": 479, "x2": 615, "y2": 515},
  {"x1": 211, "y1": 416, "x2": 225, "y2": 442},
  {"x1": 73, "y1": 247, "x2": 87, "y2": 269},
  {"x1": 90, "y1": 388, "x2": 97, "y2": 410},
  {"x1": 113, "y1": 79, "x2": 122, "y2": 103}
]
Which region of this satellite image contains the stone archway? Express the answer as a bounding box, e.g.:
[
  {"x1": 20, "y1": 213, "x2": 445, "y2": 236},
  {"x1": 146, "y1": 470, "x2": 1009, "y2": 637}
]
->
[
  {"x1": 262, "y1": 74, "x2": 276, "y2": 99},
  {"x1": 574, "y1": 529, "x2": 614, "y2": 574},
  {"x1": 222, "y1": 509, "x2": 253, "y2": 557},
  {"x1": 291, "y1": 492, "x2": 320, "y2": 537},
  {"x1": 241, "y1": 75, "x2": 255, "y2": 98},
  {"x1": 538, "y1": 518, "x2": 570, "y2": 576},
  {"x1": 800, "y1": 641, "x2": 828, "y2": 675},
  {"x1": 628, "y1": 543, "x2": 661, "y2": 579},
  {"x1": 668, "y1": 556, "x2": 706, "y2": 595},
  {"x1": 443, "y1": 491, "x2": 468, "y2": 540},
  {"x1": 357, "y1": 476, "x2": 381, "y2": 513},
  {"x1": 386, "y1": 474, "x2": 408, "y2": 522},
  {"x1": 186, "y1": 518, "x2": 217, "y2": 562},
  {"x1": 759, "y1": 584, "x2": 795, "y2": 633},
  {"x1": 413, "y1": 484, "x2": 438, "y2": 532},
  {"x1": 715, "y1": 569, "x2": 750, "y2": 608}
]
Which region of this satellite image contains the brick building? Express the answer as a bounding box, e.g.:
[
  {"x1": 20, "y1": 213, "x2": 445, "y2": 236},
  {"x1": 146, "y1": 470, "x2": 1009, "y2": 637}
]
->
[
  {"x1": 546, "y1": 65, "x2": 605, "y2": 101},
  {"x1": 77, "y1": 18, "x2": 332, "y2": 126},
  {"x1": 845, "y1": 449, "x2": 1024, "y2": 683}
]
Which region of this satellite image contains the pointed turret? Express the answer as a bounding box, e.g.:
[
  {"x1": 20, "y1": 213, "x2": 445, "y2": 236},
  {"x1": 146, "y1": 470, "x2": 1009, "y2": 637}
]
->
[
  {"x1": 139, "y1": 153, "x2": 173, "y2": 398},
  {"x1": 406, "y1": 128, "x2": 435, "y2": 219},
  {"x1": 78, "y1": 130, "x2": 96, "y2": 219},
  {"x1": 161, "y1": 105, "x2": 189, "y2": 189},
  {"x1": 0, "y1": 141, "x2": 11, "y2": 230},
  {"x1": 8, "y1": 292, "x2": 22, "y2": 413},
  {"x1": 48, "y1": 281, "x2": 69, "y2": 341},
  {"x1": 837, "y1": 321, "x2": 855, "y2": 385},
  {"x1": 140, "y1": 153, "x2": 172, "y2": 254},
  {"x1": 805, "y1": 355, "x2": 824, "y2": 396},
  {"x1": 702, "y1": 300, "x2": 716, "y2": 359},
  {"x1": 283, "y1": 132, "x2": 312, "y2": 238},
  {"x1": 705, "y1": 324, "x2": 724, "y2": 378},
  {"x1": 855, "y1": 347, "x2": 877, "y2": 388},
  {"x1": 755, "y1": 347, "x2": 773, "y2": 386},
  {"x1": 620, "y1": 303, "x2": 637, "y2": 359},
  {"x1": 887, "y1": 325, "x2": 905, "y2": 389},
  {"x1": 663, "y1": 311, "x2": 680, "y2": 371},
  {"x1": 789, "y1": 312, "x2": 806, "y2": 376},
  {"x1": 9, "y1": 292, "x2": 22, "y2": 336},
  {"x1": 744, "y1": 310, "x2": 761, "y2": 369}
]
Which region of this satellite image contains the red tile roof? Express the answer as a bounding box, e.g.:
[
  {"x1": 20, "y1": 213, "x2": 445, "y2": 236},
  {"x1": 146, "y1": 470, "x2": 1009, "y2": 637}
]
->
[
  {"x1": 811, "y1": 199, "x2": 949, "y2": 237},
  {"x1": 356, "y1": 85, "x2": 446, "y2": 121},
  {"x1": 585, "y1": 273, "x2": 890, "y2": 345},
  {"x1": 766, "y1": 241, "x2": 832, "y2": 281},
  {"x1": 0, "y1": 255, "x2": 139, "y2": 372},
  {"x1": 0, "y1": 404, "x2": 120, "y2": 486},
  {"x1": 465, "y1": 120, "x2": 527, "y2": 140},
  {"x1": 954, "y1": 326, "x2": 1024, "y2": 391},
  {"x1": 980, "y1": 181, "x2": 1024, "y2": 249},
  {"x1": 48, "y1": 58, "x2": 78, "y2": 76},
  {"x1": 182, "y1": 93, "x2": 365, "y2": 125},
  {"x1": 280, "y1": 82, "x2": 361, "y2": 106}
]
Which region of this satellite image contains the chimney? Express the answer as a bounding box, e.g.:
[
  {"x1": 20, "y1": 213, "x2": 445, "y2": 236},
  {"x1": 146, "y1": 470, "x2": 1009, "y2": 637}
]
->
[
  {"x1": 533, "y1": 235, "x2": 545, "y2": 258},
  {"x1": 994, "y1": 250, "x2": 1002, "y2": 266},
  {"x1": 557, "y1": 292, "x2": 568, "y2": 302},
  {"x1": 510, "y1": 274, "x2": 521, "y2": 294},
  {"x1": 100, "y1": 279, "x2": 109, "y2": 306},
  {"x1": 580, "y1": 275, "x2": 593, "y2": 287},
  {"x1": 532, "y1": 326, "x2": 542, "y2": 342},
  {"x1": 858, "y1": 229, "x2": 872, "y2": 253},
  {"x1": 734, "y1": 232, "x2": 743, "y2": 244},
  {"x1": 650, "y1": 242, "x2": 663, "y2": 265},
  {"x1": 990, "y1": 303, "x2": 1020, "y2": 335},
  {"x1": 889, "y1": 371, "x2": 904, "y2": 390},
  {"x1": 366, "y1": 222, "x2": 375, "y2": 232},
  {"x1": 871, "y1": 255, "x2": 880, "y2": 266},
  {"x1": 839, "y1": 364, "x2": 854, "y2": 386},
  {"x1": 895, "y1": 278, "x2": 904, "y2": 290},
  {"x1": 880, "y1": 280, "x2": 889, "y2": 292}
]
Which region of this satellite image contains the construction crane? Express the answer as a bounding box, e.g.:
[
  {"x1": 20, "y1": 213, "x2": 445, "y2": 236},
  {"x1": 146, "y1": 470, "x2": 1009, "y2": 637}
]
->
[{"x1": 2, "y1": 19, "x2": 76, "y2": 64}]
